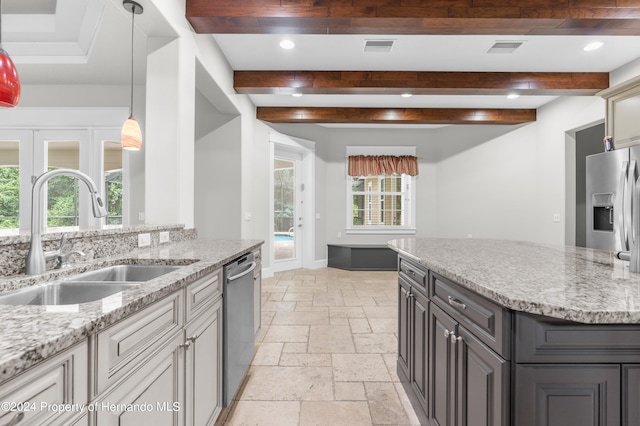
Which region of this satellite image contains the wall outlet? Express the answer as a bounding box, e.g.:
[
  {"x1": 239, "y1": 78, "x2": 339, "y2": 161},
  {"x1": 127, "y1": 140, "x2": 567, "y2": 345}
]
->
[
  {"x1": 138, "y1": 212, "x2": 145, "y2": 221},
  {"x1": 337, "y1": 232, "x2": 342, "y2": 238},
  {"x1": 159, "y1": 231, "x2": 170, "y2": 244},
  {"x1": 138, "y1": 233, "x2": 151, "y2": 247},
  {"x1": 467, "y1": 234, "x2": 473, "y2": 238},
  {"x1": 553, "y1": 214, "x2": 560, "y2": 223},
  {"x1": 245, "y1": 212, "x2": 252, "y2": 221}
]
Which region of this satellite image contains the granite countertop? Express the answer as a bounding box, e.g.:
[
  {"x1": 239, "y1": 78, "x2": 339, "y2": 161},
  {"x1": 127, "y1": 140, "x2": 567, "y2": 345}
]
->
[
  {"x1": 388, "y1": 238, "x2": 640, "y2": 325},
  {"x1": 0, "y1": 239, "x2": 262, "y2": 383}
]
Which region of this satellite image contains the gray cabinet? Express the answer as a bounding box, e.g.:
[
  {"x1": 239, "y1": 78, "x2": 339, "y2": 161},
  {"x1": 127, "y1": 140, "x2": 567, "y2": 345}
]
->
[
  {"x1": 397, "y1": 259, "x2": 430, "y2": 425},
  {"x1": 396, "y1": 255, "x2": 640, "y2": 426},
  {"x1": 429, "y1": 303, "x2": 509, "y2": 426},
  {"x1": 624, "y1": 365, "x2": 640, "y2": 426},
  {"x1": 515, "y1": 364, "x2": 620, "y2": 426}
]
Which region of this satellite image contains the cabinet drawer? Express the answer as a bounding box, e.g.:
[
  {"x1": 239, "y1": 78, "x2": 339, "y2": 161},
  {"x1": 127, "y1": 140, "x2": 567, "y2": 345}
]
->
[
  {"x1": 253, "y1": 249, "x2": 262, "y2": 265},
  {"x1": 399, "y1": 257, "x2": 427, "y2": 294},
  {"x1": 516, "y1": 312, "x2": 640, "y2": 363},
  {"x1": 0, "y1": 343, "x2": 87, "y2": 426},
  {"x1": 430, "y1": 272, "x2": 510, "y2": 358},
  {"x1": 186, "y1": 269, "x2": 222, "y2": 322},
  {"x1": 93, "y1": 291, "x2": 183, "y2": 396}
]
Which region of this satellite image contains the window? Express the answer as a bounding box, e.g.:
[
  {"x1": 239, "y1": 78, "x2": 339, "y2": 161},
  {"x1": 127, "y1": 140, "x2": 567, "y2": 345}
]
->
[
  {"x1": 0, "y1": 141, "x2": 19, "y2": 229},
  {"x1": 346, "y1": 147, "x2": 417, "y2": 234}
]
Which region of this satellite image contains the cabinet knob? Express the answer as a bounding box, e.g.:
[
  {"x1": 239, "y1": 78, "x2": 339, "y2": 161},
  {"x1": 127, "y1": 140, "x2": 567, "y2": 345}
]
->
[
  {"x1": 450, "y1": 334, "x2": 463, "y2": 344},
  {"x1": 187, "y1": 335, "x2": 198, "y2": 343},
  {"x1": 443, "y1": 329, "x2": 453, "y2": 339},
  {"x1": 179, "y1": 341, "x2": 192, "y2": 350},
  {"x1": 3, "y1": 412, "x2": 24, "y2": 426}
]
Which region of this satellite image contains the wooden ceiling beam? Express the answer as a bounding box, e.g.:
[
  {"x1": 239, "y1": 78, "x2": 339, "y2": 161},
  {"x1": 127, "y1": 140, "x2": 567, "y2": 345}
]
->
[
  {"x1": 235, "y1": 71, "x2": 609, "y2": 96},
  {"x1": 256, "y1": 107, "x2": 536, "y2": 125},
  {"x1": 186, "y1": 0, "x2": 640, "y2": 35}
]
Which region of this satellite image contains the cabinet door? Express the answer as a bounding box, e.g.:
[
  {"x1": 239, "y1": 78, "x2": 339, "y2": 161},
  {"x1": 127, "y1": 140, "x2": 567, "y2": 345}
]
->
[
  {"x1": 411, "y1": 288, "x2": 429, "y2": 417},
  {"x1": 398, "y1": 277, "x2": 412, "y2": 379},
  {"x1": 95, "y1": 332, "x2": 184, "y2": 426},
  {"x1": 623, "y1": 365, "x2": 640, "y2": 426},
  {"x1": 515, "y1": 364, "x2": 620, "y2": 426},
  {"x1": 0, "y1": 343, "x2": 87, "y2": 426},
  {"x1": 457, "y1": 327, "x2": 509, "y2": 426},
  {"x1": 185, "y1": 299, "x2": 223, "y2": 426},
  {"x1": 429, "y1": 303, "x2": 457, "y2": 426}
]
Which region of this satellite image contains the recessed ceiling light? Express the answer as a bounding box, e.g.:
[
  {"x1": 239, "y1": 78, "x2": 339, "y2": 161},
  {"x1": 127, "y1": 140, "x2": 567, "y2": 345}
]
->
[
  {"x1": 292, "y1": 93, "x2": 303, "y2": 97},
  {"x1": 584, "y1": 41, "x2": 603, "y2": 52},
  {"x1": 507, "y1": 93, "x2": 520, "y2": 99},
  {"x1": 280, "y1": 40, "x2": 295, "y2": 50},
  {"x1": 401, "y1": 93, "x2": 413, "y2": 98}
]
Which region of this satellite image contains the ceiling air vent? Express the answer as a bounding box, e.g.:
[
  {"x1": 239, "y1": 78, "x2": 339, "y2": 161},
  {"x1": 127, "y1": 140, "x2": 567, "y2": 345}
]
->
[
  {"x1": 487, "y1": 41, "x2": 524, "y2": 54},
  {"x1": 364, "y1": 40, "x2": 395, "y2": 53}
]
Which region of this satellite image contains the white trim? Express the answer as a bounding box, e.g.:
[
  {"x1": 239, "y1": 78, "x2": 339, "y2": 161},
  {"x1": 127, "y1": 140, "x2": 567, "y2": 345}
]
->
[{"x1": 346, "y1": 228, "x2": 416, "y2": 235}]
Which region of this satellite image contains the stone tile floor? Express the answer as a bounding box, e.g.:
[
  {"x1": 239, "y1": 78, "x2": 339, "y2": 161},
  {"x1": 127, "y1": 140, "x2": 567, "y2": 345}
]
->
[{"x1": 222, "y1": 268, "x2": 421, "y2": 426}]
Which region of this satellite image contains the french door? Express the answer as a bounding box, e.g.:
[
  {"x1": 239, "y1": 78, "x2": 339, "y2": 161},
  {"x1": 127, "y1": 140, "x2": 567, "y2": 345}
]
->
[{"x1": 273, "y1": 148, "x2": 303, "y2": 271}]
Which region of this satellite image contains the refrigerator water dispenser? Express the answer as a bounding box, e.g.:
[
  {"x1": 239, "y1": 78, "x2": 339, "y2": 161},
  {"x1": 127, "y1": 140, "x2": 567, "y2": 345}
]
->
[{"x1": 592, "y1": 193, "x2": 614, "y2": 232}]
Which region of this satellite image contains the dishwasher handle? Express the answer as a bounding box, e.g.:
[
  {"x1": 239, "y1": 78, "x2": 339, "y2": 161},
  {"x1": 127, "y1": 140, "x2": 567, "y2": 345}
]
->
[{"x1": 227, "y1": 261, "x2": 257, "y2": 282}]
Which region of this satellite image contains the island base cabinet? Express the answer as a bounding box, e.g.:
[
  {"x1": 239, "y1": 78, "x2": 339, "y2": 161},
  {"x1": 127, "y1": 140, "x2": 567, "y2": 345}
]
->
[
  {"x1": 624, "y1": 365, "x2": 640, "y2": 426},
  {"x1": 94, "y1": 332, "x2": 184, "y2": 426},
  {"x1": 430, "y1": 303, "x2": 509, "y2": 426},
  {"x1": 515, "y1": 364, "x2": 620, "y2": 426},
  {"x1": 185, "y1": 298, "x2": 223, "y2": 426}
]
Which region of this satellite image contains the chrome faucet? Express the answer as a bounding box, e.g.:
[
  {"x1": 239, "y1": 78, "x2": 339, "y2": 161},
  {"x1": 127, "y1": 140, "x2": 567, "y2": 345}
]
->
[{"x1": 25, "y1": 169, "x2": 108, "y2": 275}]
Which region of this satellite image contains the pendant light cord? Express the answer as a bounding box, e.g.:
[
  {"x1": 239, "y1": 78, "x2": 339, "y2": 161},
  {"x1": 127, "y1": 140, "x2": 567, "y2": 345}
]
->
[
  {"x1": 129, "y1": 3, "x2": 135, "y2": 118},
  {"x1": 0, "y1": 0, "x2": 4, "y2": 47}
]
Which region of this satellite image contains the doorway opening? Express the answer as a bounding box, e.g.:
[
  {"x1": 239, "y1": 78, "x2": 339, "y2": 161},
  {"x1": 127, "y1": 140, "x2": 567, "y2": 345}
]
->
[{"x1": 269, "y1": 132, "x2": 315, "y2": 273}]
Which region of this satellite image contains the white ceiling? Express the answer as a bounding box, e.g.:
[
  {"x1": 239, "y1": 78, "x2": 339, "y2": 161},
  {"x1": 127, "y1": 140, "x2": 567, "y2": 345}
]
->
[{"x1": 5, "y1": 1, "x2": 640, "y2": 126}]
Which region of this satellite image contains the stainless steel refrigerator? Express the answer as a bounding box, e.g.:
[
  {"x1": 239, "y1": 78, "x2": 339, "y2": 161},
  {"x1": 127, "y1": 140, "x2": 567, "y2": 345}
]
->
[{"x1": 586, "y1": 146, "x2": 640, "y2": 251}]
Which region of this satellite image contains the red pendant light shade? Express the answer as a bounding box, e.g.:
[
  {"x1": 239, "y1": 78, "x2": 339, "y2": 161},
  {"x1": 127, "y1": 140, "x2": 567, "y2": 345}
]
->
[{"x1": 0, "y1": 0, "x2": 20, "y2": 110}]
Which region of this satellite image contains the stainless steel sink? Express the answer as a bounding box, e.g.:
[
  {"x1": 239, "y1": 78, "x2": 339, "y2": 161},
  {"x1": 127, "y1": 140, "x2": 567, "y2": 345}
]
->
[
  {"x1": 68, "y1": 264, "x2": 181, "y2": 282},
  {"x1": 0, "y1": 281, "x2": 140, "y2": 305},
  {"x1": 0, "y1": 264, "x2": 181, "y2": 305}
]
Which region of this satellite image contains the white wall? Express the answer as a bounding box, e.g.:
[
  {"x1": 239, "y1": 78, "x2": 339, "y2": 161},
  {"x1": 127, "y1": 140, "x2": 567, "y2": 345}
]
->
[{"x1": 434, "y1": 96, "x2": 605, "y2": 245}]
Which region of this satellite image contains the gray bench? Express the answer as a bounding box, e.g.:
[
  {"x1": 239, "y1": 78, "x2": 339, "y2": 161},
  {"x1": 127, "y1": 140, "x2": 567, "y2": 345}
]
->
[{"x1": 327, "y1": 244, "x2": 397, "y2": 271}]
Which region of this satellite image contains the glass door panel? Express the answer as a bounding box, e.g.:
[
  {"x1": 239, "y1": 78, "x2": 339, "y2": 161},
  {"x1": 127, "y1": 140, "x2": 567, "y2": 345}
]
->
[
  {"x1": 274, "y1": 158, "x2": 296, "y2": 261},
  {"x1": 0, "y1": 141, "x2": 20, "y2": 229},
  {"x1": 47, "y1": 140, "x2": 80, "y2": 228},
  {"x1": 104, "y1": 140, "x2": 123, "y2": 225}
]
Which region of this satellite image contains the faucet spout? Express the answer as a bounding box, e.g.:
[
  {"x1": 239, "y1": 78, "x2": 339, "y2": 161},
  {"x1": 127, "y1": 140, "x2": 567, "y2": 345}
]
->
[{"x1": 25, "y1": 168, "x2": 108, "y2": 275}]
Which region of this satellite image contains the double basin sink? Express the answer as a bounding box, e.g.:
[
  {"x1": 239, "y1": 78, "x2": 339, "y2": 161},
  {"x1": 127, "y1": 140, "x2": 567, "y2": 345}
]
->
[{"x1": 0, "y1": 265, "x2": 181, "y2": 306}]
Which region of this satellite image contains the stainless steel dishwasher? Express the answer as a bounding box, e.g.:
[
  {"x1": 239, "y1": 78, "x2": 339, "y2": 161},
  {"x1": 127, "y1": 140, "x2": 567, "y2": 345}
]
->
[{"x1": 223, "y1": 252, "x2": 256, "y2": 406}]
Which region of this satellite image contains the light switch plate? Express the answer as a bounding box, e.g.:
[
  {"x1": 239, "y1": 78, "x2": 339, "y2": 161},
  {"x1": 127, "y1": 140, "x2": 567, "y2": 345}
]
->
[{"x1": 138, "y1": 233, "x2": 151, "y2": 247}]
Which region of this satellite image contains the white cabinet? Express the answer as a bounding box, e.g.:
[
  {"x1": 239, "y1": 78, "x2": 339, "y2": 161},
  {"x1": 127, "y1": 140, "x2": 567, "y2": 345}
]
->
[
  {"x1": 0, "y1": 264, "x2": 231, "y2": 426},
  {"x1": 0, "y1": 343, "x2": 88, "y2": 426},
  {"x1": 91, "y1": 266, "x2": 224, "y2": 426},
  {"x1": 184, "y1": 298, "x2": 223, "y2": 426},
  {"x1": 94, "y1": 332, "x2": 184, "y2": 426},
  {"x1": 91, "y1": 291, "x2": 183, "y2": 397}
]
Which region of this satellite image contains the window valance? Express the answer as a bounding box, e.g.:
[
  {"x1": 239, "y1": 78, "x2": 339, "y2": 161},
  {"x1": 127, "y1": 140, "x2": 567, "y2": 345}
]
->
[{"x1": 347, "y1": 155, "x2": 419, "y2": 177}]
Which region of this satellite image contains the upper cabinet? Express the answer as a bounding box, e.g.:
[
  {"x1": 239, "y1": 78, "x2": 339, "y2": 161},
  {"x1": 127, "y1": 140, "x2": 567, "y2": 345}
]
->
[{"x1": 600, "y1": 76, "x2": 640, "y2": 149}]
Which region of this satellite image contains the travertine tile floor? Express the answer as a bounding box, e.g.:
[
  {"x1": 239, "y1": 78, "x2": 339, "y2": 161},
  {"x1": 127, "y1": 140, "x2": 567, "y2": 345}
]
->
[{"x1": 223, "y1": 268, "x2": 421, "y2": 426}]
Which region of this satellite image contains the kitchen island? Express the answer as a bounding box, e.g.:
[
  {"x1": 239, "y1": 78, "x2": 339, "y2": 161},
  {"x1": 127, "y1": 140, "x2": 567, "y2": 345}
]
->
[
  {"x1": 0, "y1": 238, "x2": 262, "y2": 426},
  {"x1": 389, "y1": 238, "x2": 640, "y2": 426}
]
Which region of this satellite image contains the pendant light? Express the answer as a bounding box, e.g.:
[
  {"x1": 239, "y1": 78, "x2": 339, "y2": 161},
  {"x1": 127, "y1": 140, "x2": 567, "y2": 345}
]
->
[
  {"x1": 121, "y1": 0, "x2": 143, "y2": 151},
  {"x1": 0, "y1": 0, "x2": 20, "y2": 108}
]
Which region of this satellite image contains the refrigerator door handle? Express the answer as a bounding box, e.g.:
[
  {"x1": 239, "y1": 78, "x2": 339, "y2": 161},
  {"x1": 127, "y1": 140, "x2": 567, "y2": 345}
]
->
[
  {"x1": 629, "y1": 160, "x2": 638, "y2": 251},
  {"x1": 619, "y1": 161, "x2": 629, "y2": 251}
]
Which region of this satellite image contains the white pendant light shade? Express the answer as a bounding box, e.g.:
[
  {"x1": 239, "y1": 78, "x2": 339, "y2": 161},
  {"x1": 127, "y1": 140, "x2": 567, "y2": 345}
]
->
[
  {"x1": 121, "y1": 117, "x2": 142, "y2": 151},
  {"x1": 121, "y1": 0, "x2": 143, "y2": 150}
]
